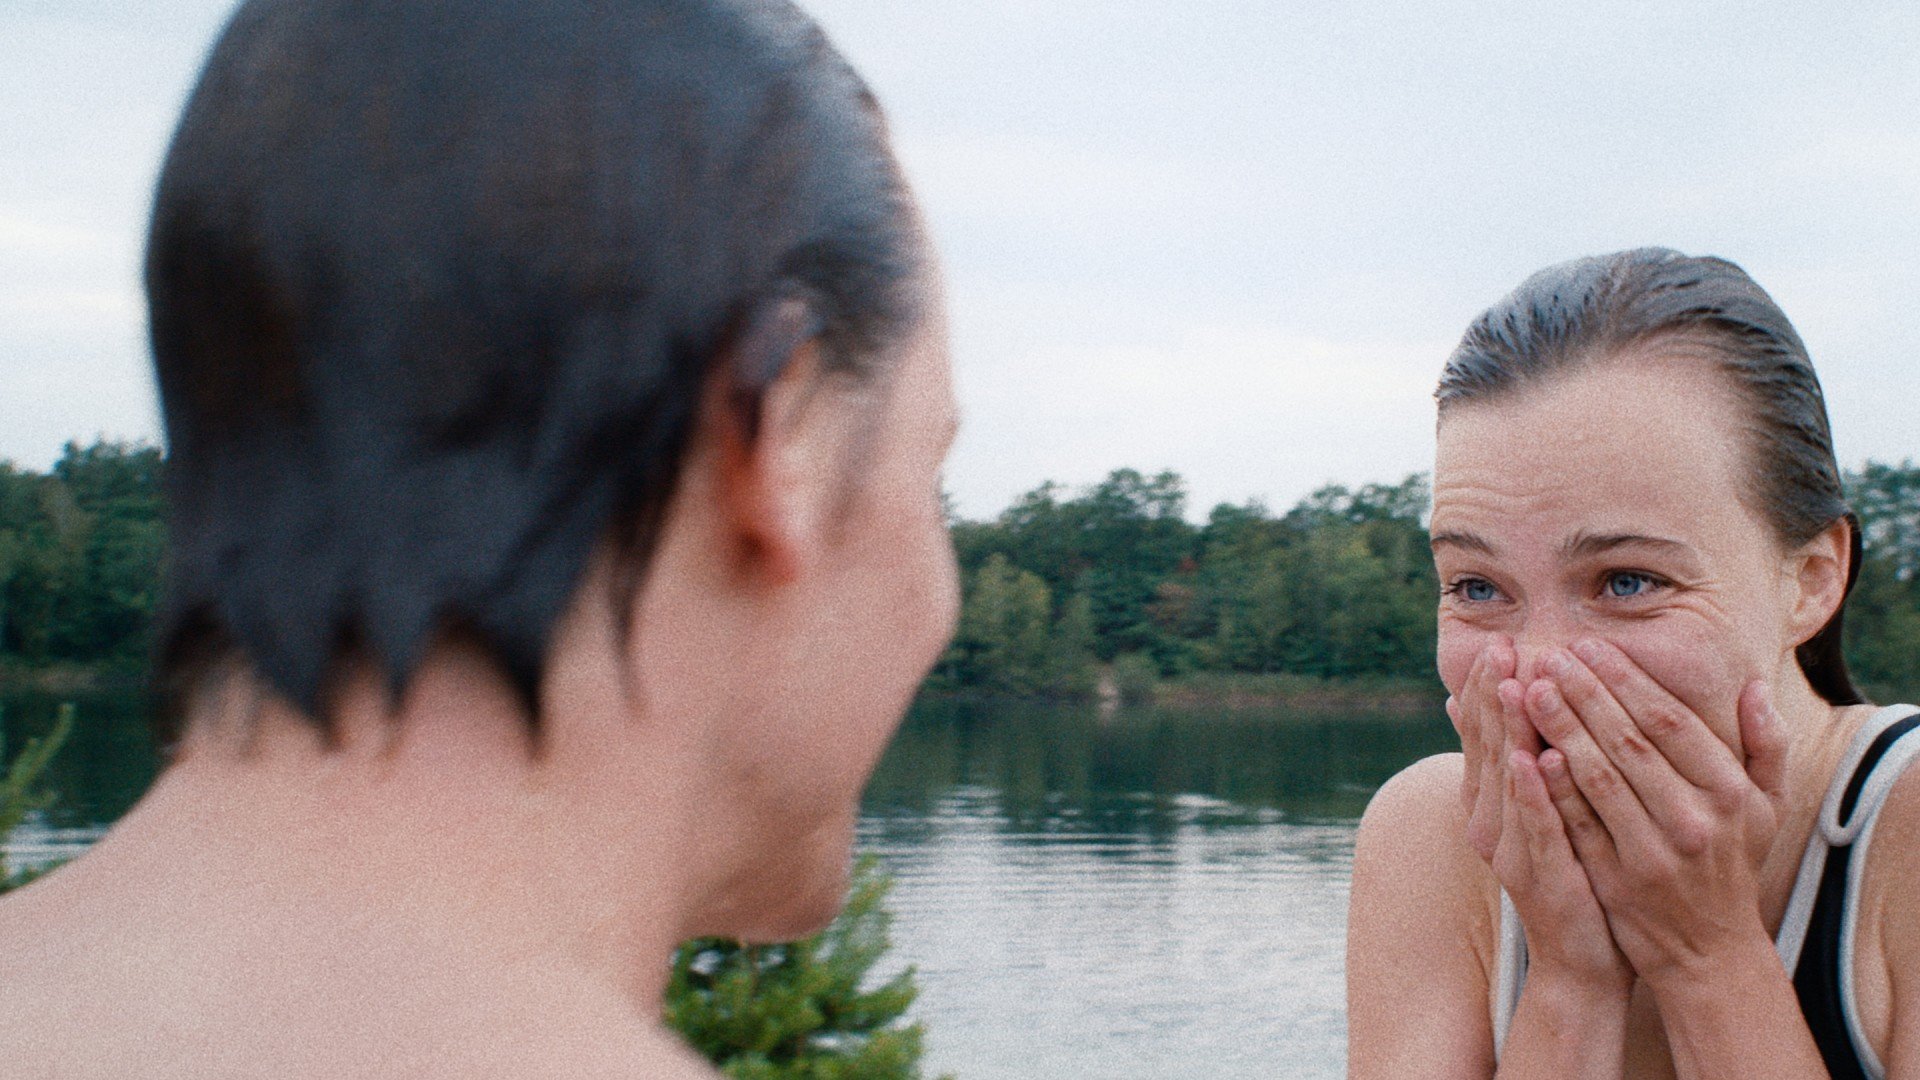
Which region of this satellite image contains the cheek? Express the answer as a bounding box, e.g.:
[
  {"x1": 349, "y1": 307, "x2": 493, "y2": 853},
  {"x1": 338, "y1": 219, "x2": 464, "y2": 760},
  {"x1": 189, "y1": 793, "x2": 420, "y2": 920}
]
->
[
  {"x1": 877, "y1": 491, "x2": 960, "y2": 669},
  {"x1": 1604, "y1": 618, "x2": 1754, "y2": 742}
]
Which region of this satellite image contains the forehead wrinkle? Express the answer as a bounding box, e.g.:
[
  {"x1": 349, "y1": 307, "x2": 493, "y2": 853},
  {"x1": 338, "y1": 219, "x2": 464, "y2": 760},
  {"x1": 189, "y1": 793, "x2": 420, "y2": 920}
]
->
[{"x1": 1561, "y1": 530, "x2": 1695, "y2": 559}]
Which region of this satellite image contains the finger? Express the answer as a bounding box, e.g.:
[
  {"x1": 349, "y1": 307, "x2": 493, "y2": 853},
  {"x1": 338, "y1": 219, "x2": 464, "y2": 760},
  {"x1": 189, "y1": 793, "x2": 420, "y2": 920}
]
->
[
  {"x1": 1539, "y1": 747, "x2": 1618, "y2": 872},
  {"x1": 1470, "y1": 637, "x2": 1516, "y2": 747},
  {"x1": 1476, "y1": 648, "x2": 1511, "y2": 788},
  {"x1": 1738, "y1": 679, "x2": 1788, "y2": 804},
  {"x1": 1545, "y1": 645, "x2": 1685, "y2": 803},
  {"x1": 1566, "y1": 639, "x2": 1744, "y2": 792},
  {"x1": 1450, "y1": 645, "x2": 1494, "y2": 815},
  {"x1": 1508, "y1": 749, "x2": 1584, "y2": 879},
  {"x1": 1523, "y1": 677, "x2": 1659, "y2": 853},
  {"x1": 1499, "y1": 676, "x2": 1541, "y2": 756},
  {"x1": 1477, "y1": 742, "x2": 1520, "y2": 864},
  {"x1": 1467, "y1": 638, "x2": 1518, "y2": 841},
  {"x1": 1449, "y1": 645, "x2": 1490, "y2": 759},
  {"x1": 1487, "y1": 745, "x2": 1532, "y2": 869},
  {"x1": 1447, "y1": 696, "x2": 1476, "y2": 814}
]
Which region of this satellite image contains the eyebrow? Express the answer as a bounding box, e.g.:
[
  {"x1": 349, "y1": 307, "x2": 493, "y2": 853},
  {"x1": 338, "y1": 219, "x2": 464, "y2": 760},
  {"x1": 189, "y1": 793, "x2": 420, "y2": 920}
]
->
[
  {"x1": 1561, "y1": 532, "x2": 1695, "y2": 559},
  {"x1": 1429, "y1": 531, "x2": 1495, "y2": 555}
]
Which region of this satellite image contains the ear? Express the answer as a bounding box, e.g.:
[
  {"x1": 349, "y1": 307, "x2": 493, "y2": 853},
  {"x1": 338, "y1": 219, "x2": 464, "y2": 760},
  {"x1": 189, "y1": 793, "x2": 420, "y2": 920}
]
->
[
  {"x1": 1783, "y1": 516, "x2": 1852, "y2": 649},
  {"x1": 708, "y1": 299, "x2": 854, "y2": 588}
]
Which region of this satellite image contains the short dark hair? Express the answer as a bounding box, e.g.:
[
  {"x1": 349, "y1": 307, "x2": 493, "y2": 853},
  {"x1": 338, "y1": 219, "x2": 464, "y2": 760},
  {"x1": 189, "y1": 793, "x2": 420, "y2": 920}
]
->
[
  {"x1": 146, "y1": 0, "x2": 923, "y2": 745},
  {"x1": 1435, "y1": 248, "x2": 1865, "y2": 706}
]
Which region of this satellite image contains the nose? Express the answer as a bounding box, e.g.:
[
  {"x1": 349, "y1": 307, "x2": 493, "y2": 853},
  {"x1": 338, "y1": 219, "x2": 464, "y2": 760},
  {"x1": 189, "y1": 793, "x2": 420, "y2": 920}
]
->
[{"x1": 1511, "y1": 603, "x2": 1585, "y2": 683}]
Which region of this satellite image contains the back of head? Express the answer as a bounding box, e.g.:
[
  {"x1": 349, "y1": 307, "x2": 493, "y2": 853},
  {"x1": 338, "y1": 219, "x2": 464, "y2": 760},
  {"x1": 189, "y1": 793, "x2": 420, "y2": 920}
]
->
[
  {"x1": 1435, "y1": 247, "x2": 1864, "y2": 706},
  {"x1": 147, "y1": 0, "x2": 922, "y2": 745}
]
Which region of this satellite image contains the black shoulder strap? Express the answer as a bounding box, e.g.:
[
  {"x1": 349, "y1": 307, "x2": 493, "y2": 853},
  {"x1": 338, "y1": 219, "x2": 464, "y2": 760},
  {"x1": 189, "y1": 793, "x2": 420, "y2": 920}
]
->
[{"x1": 1792, "y1": 712, "x2": 1920, "y2": 1080}]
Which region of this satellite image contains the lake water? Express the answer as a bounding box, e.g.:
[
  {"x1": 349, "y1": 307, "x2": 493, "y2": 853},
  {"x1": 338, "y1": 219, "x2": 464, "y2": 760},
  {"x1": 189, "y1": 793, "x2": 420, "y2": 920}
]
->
[{"x1": 0, "y1": 691, "x2": 1453, "y2": 1079}]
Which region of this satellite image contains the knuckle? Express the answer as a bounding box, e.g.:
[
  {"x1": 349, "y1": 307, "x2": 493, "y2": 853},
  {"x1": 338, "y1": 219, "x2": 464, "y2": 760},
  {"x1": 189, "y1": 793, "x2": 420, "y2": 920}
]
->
[
  {"x1": 1565, "y1": 814, "x2": 1603, "y2": 847},
  {"x1": 1585, "y1": 766, "x2": 1624, "y2": 799},
  {"x1": 1612, "y1": 729, "x2": 1654, "y2": 761},
  {"x1": 1706, "y1": 784, "x2": 1745, "y2": 816},
  {"x1": 1670, "y1": 813, "x2": 1710, "y2": 856},
  {"x1": 1640, "y1": 706, "x2": 1687, "y2": 740}
]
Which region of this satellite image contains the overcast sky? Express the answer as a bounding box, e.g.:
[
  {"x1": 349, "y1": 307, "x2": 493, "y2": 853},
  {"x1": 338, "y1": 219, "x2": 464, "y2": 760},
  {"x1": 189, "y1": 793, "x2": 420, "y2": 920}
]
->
[{"x1": 3, "y1": 0, "x2": 1916, "y2": 519}]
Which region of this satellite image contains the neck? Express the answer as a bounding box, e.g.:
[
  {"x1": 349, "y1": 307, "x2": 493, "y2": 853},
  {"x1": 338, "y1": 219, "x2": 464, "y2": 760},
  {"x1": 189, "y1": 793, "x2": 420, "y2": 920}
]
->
[
  {"x1": 68, "y1": 650, "x2": 700, "y2": 1019},
  {"x1": 1758, "y1": 665, "x2": 1879, "y2": 928}
]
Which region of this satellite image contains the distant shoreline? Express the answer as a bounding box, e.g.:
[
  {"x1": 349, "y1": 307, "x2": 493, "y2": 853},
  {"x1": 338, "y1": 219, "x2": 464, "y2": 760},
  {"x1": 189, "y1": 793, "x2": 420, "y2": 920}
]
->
[
  {"x1": 920, "y1": 671, "x2": 1447, "y2": 714},
  {"x1": 1150, "y1": 672, "x2": 1444, "y2": 713},
  {"x1": 2, "y1": 660, "x2": 1446, "y2": 715}
]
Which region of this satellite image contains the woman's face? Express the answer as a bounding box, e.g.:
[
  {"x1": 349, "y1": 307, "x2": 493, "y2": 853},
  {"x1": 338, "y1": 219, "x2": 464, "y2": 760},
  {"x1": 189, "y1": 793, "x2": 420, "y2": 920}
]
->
[{"x1": 1430, "y1": 345, "x2": 1803, "y2": 750}]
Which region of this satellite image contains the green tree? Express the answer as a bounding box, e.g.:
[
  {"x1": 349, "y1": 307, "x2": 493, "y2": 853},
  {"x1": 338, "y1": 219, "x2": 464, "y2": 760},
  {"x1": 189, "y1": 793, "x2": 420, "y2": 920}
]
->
[
  {"x1": 0, "y1": 441, "x2": 165, "y2": 667},
  {"x1": 1847, "y1": 461, "x2": 1920, "y2": 701},
  {"x1": 666, "y1": 858, "x2": 950, "y2": 1080},
  {"x1": 1044, "y1": 589, "x2": 1100, "y2": 696},
  {"x1": 949, "y1": 554, "x2": 1055, "y2": 694},
  {"x1": 0, "y1": 703, "x2": 74, "y2": 892}
]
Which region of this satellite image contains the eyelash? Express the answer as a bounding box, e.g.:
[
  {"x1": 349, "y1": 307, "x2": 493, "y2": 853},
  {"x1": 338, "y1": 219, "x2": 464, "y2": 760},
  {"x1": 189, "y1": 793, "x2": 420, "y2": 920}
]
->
[
  {"x1": 1441, "y1": 577, "x2": 1502, "y2": 603},
  {"x1": 1440, "y1": 571, "x2": 1674, "y2": 604},
  {"x1": 1600, "y1": 569, "x2": 1672, "y2": 601}
]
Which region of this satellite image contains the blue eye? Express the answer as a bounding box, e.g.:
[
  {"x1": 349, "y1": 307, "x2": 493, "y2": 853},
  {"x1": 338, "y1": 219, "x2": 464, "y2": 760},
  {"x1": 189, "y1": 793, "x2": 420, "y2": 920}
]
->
[
  {"x1": 1448, "y1": 578, "x2": 1499, "y2": 602},
  {"x1": 1606, "y1": 572, "x2": 1657, "y2": 598}
]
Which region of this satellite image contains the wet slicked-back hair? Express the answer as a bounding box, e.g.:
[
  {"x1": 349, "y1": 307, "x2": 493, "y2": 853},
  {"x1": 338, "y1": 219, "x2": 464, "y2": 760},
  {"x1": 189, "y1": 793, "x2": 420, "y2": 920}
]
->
[
  {"x1": 1436, "y1": 248, "x2": 1865, "y2": 706},
  {"x1": 147, "y1": 0, "x2": 922, "y2": 745}
]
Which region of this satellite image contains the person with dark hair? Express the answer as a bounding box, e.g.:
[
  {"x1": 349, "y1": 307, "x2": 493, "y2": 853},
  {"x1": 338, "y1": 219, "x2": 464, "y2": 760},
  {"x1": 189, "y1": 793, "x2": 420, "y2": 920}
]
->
[
  {"x1": 0, "y1": 0, "x2": 958, "y2": 1074},
  {"x1": 1348, "y1": 249, "x2": 1920, "y2": 1079}
]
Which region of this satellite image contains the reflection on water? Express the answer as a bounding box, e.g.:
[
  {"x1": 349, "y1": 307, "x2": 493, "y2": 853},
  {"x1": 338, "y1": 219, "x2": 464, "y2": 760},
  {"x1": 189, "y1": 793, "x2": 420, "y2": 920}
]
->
[
  {"x1": 0, "y1": 691, "x2": 158, "y2": 869},
  {"x1": 861, "y1": 699, "x2": 1451, "y2": 1080},
  {"x1": 1, "y1": 691, "x2": 1452, "y2": 1079}
]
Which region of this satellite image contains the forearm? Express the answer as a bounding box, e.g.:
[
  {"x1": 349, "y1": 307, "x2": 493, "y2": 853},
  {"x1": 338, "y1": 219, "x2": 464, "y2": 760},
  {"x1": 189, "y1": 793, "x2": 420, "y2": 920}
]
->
[
  {"x1": 1495, "y1": 969, "x2": 1629, "y2": 1080},
  {"x1": 1646, "y1": 934, "x2": 1830, "y2": 1080}
]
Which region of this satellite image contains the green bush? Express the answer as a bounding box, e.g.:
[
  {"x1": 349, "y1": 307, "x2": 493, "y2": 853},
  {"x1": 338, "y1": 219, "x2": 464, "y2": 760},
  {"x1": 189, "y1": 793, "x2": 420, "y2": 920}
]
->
[
  {"x1": 1110, "y1": 652, "x2": 1159, "y2": 704},
  {"x1": 0, "y1": 702, "x2": 73, "y2": 892},
  {"x1": 667, "y1": 856, "x2": 951, "y2": 1080}
]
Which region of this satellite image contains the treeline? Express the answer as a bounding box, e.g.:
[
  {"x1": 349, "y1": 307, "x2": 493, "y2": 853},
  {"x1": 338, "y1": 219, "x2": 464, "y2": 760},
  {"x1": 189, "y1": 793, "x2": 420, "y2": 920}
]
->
[
  {"x1": 2, "y1": 442, "x2": 1918, "y2": 703},
  {"x1": 0, "y1": 442, "x2": 164, "y2": 673},
  {"x1": 936, "y1": 470, "x2": 1441, "y2": 697},
  {"x1": 940, "y1": 464, "x2": 1920, "y2": 703}
]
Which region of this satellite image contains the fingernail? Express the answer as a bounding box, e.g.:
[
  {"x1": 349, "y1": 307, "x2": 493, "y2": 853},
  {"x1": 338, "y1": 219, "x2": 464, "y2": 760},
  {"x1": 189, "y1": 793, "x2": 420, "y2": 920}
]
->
[
  {"x1": 1534, "y1": 682, "x2": 1564, "y2": 713},
  {"x1": 1571, "y1": 639, "x2": 1603, "y2": 665},
  {"x1": 1540, "y1": 749, "x2": 1565, "y2": 777},
  {"x1": 1544, "y1": 650, "x2": 1573, "y2": 678}
]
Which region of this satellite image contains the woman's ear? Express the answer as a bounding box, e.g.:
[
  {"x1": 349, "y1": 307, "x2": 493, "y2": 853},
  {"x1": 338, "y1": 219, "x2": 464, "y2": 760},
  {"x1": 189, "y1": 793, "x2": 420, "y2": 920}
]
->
[
  {"x1": 1784, "y1": 516, "x2": 1853, "y2": 649},
  {"x1": 708, "y1": 301, "x2": 857, "y2": 589}
]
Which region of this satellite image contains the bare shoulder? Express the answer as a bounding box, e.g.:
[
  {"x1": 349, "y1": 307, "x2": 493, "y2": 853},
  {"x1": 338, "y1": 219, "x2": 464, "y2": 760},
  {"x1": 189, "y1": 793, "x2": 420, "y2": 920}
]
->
[
  {"x1": 1361, "y1": 752, "x2": 1467, "y2": 829},
  {"x1": 1357, "y1": 754, "x2": 1477, "y2": 873},
  {"x1": 1348, "y1": 753, "x2": 1500, "y2": 1076},
  {"x1": 1868, "y1": 739, "x2": 1920, "y2": 969},
  {"x1": 1854, "y1": 731, "x2": 1920, "y2": 1074},
  {"x1": 1355, "y1": 753, "x2": 1490, "y2": 916}
]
